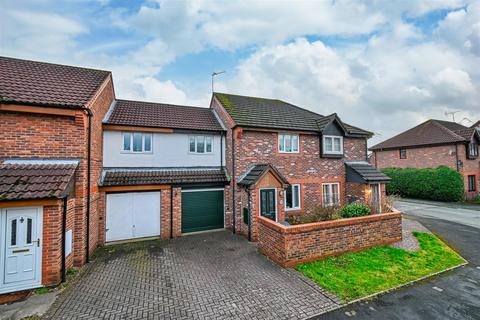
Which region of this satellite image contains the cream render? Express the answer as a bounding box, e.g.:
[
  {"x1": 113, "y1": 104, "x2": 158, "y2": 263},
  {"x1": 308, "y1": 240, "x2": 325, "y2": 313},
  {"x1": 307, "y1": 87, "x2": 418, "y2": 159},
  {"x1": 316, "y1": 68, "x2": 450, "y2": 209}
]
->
[{"x1": 102, "y1": 131, "x2": 225, "y2": 168}]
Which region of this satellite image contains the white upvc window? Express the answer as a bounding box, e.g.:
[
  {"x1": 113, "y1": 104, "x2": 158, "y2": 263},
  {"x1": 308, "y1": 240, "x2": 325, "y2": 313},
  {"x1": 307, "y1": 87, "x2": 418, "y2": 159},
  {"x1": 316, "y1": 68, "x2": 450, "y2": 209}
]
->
[
  {"x1": 323, "y1": 135, "x2": 343, "y2": 155},
  {"x1": 189, "y1": 135, "x2": 213, "y2": 154},
  {"x1": 322, "y1": 182, "x2": 340, "y2": 206},
  {"x1": 285, "y1": 184, "x2": 301, "y2": 211},
  {"x1": 278, "y1": 134, "x2": 299, "y2": 153},
  {"x1": 122, "y1": 132, "x2": 152, "y2": 153}
]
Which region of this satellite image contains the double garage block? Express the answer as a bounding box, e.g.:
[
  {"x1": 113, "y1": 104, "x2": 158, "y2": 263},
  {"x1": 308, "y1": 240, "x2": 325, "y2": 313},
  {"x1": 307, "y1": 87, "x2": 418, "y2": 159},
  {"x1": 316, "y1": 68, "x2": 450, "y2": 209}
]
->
[{"x1": 105, "y1": 188, "x2": 225, "y2": 242}]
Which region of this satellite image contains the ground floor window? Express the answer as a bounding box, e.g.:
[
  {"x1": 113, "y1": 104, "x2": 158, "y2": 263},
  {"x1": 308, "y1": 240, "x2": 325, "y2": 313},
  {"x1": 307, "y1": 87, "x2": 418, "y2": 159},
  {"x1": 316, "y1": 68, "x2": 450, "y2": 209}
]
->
[
  {"x1": 322, "y1": 183, "x2": 340, "y2": 206},
  {"x1": 285, "y1": 184, "x2": 300, "y2": 210},
  {"x1": 468, "y1": 175, "x2": 477, "y2": 192}
]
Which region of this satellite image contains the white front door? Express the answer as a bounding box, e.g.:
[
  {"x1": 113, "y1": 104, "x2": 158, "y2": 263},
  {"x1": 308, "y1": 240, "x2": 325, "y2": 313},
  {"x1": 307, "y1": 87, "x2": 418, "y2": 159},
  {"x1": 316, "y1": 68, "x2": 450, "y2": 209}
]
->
[
  {"x1": 1, "y1": 207, "x2": 43, "y2": 294},
  {"x1": 106, "y1": 192, "x2": 161, "y2": 242}
]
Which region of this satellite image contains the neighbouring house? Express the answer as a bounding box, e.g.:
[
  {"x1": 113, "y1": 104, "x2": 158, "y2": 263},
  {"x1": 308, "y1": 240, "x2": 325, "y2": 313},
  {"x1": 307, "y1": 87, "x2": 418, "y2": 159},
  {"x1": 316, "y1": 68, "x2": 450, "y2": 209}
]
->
[
  {"x1": 370, "y1": 119, "x2": 480, "y2": 200},
  {"x1": 99, "y1": 99, "x2": 229, "y2": 241},
  {"x1": 0, "y1": 56, "x2": 115, "y2": 295},
  {"x1": 210, "y1": 93, "x2": 391, "y2": 241}
]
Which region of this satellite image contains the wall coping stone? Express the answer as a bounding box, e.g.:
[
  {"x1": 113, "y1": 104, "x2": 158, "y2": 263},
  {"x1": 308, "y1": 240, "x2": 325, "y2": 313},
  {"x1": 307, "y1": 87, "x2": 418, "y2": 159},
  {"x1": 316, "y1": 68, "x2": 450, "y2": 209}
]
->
[{"x1": 258, "y1": 209, "x2": 402, "y2": 235}]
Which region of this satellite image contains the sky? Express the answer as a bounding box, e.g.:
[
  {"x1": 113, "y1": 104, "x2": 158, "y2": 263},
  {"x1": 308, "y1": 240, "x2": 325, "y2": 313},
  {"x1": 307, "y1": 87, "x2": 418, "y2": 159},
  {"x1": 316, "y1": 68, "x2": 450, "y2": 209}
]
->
[{"x1": 1, "y1": 0, "x2": 479, "y2": 146}]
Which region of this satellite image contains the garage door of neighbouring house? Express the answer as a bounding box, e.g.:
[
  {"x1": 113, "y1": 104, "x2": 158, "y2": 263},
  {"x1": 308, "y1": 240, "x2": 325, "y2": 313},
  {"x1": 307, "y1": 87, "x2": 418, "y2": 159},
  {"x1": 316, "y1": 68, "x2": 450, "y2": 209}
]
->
[
  {"x1": 182, "y1": 189, "x2": 224, "y2": 233},
  {"x1": 106, "y1": 191, "x2": 161, "y2": 242}
]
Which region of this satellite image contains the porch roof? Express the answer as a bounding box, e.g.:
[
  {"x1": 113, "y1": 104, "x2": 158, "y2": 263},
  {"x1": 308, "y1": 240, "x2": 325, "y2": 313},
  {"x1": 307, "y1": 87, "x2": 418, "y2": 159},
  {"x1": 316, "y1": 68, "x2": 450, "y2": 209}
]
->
[
  {"x1": 345, "y1": 161, "x2": 391, "y2": 184},
  {"x1": 237, "y1": 164, "x2": 289, "y2": 189},
  {"x1": 0, "y1": 159, "x2": 78, "y2": 201}
]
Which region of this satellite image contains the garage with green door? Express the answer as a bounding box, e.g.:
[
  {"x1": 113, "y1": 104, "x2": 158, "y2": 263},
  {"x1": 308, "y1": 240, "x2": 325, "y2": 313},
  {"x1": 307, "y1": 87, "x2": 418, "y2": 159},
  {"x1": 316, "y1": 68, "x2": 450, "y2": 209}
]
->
[{"x1": 181, "y1": 189, "x2": 224, "y2": 233}]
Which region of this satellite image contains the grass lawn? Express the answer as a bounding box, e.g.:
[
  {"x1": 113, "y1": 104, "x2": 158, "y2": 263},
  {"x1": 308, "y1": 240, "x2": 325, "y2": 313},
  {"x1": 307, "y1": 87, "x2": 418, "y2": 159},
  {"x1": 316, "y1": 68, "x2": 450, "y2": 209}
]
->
[{"x1": 296, "y1": 232, "x2": 465, "y2": 302}]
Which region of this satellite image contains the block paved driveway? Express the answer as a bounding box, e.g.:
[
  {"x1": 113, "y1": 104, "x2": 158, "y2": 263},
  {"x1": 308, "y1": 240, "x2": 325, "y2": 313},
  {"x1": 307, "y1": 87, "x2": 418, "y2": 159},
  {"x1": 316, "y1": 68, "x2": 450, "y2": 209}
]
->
[{"x1": 45, "y1": 231, "x2": 339, "y2": 320}]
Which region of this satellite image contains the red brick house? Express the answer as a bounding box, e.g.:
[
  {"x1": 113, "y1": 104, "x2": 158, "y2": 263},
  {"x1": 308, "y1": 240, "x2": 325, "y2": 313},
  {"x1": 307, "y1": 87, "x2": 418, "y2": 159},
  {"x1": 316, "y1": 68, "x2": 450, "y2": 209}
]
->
[
  {"x1": 370, "y1": 119, "x2": 480, "y2": 200},
  {"x1": 210, "y1": 93, "x2": 390, "y2": 240},
  {"x1": 0, "y1": 56, "x2": 115, "y2": 294}
]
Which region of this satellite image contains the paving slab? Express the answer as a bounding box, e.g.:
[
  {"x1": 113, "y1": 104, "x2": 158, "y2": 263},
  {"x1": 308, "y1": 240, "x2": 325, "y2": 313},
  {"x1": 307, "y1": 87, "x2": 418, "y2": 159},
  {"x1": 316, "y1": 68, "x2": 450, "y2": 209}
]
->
[{"x1": 44, "y1": 231, "x2": 339, "y2": 320}]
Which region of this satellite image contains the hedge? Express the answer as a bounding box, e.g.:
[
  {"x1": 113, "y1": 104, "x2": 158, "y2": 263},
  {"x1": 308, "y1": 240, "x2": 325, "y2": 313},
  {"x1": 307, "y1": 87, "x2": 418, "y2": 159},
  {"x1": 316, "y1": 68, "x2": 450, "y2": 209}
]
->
[{"x1": 382, "y1": 166, "x2": 464, "y2": 202}]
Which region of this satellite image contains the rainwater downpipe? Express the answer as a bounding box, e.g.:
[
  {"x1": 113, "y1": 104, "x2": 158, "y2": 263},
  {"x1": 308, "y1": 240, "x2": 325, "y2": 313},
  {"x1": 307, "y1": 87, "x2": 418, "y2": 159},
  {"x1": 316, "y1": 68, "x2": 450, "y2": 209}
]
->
[
  {"x1": 231, "y1": 129, "x2": 236, "y2": 233},
  {"x1": 82, "y1": 108, "x2": 93, "y2": 263},
  {"x1": 61, "y1": 196, "x2": 67, "y2": 283},
  {"x1": 170, "y1": 186, "x2": 174, "y2": 239}
]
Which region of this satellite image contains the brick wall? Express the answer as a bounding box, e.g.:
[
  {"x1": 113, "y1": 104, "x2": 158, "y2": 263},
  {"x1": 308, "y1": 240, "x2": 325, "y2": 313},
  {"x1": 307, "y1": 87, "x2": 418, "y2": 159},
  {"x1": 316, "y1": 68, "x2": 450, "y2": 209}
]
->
[
  {"x1": 257, "y1": 211, "x2": 402, "y2": 267},
  {"x1": 373, "y1": 145, "x2": 458, "y2": 170},
  {"x1": 41, "y1": 198, "x2": 76, "y2": 286},
  {"x1": 172, "y1": 187, "x2": 182, "y2": 237}
]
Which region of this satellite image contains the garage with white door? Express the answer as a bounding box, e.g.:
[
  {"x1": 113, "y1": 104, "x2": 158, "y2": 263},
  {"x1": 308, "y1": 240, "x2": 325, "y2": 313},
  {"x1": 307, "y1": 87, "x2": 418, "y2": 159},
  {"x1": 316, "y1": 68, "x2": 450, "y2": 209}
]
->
[{"x1": 106, "y1": 191, "x2": 161, "y2": 242}]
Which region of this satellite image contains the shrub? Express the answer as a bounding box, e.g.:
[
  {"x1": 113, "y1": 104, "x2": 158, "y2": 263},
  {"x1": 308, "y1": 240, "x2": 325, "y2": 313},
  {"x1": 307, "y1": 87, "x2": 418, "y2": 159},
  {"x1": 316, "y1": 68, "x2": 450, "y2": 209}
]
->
[
  {"x1": 285, "y1": 205, "x2": 341, "y2": 225},
  {"x1": 341, "y1": 203, "x2": 371, "y2": 218},
  {"x1": 383, "y1": 166, "x2": 464, "y2": 202}
]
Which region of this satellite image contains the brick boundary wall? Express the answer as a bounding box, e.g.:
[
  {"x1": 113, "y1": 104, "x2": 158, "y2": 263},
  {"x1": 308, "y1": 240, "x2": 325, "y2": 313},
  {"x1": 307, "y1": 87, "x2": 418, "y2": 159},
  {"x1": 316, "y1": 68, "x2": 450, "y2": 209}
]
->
[{"x1": 257, "y1": 211, "x2": 402, "y2": 267}]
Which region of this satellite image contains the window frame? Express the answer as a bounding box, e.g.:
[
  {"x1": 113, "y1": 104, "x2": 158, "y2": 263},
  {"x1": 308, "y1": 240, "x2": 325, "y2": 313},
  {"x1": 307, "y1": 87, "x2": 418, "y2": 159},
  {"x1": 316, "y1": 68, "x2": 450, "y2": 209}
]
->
[
  {"x1": 322, "y1": 182, "x2": 341, "y2": 207},
  {"x1": 278, "y1": 133, "x2": 300, "y2": 154},
  {"x1": 468, "y1": 175, "x2": 477, "y2": 192},
  {"x1": 399, "y1": 149, "x2": 407, "y2": 159},
  {"x1": 189, "y1": 135, "x2": 214, "y2": 154},
  {"x1": 284, "y1": 184, "x2": 301, "y2": 211},
  {"x1": 468, "y1": 143, "x2": 478, "y2": 158},
  {"x1": 322, "y1": 135, "x2": 344, "y2": 155},
  {"x1": 121, "y1": 132, "x2": 153, "y2": 154}
]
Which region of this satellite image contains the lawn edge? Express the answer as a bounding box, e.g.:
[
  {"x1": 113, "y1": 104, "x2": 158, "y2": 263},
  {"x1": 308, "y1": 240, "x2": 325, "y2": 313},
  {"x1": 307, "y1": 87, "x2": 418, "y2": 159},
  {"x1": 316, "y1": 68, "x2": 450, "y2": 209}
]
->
[{"x1": 305, "y1": 259, "x2": 468, "y2": 319}]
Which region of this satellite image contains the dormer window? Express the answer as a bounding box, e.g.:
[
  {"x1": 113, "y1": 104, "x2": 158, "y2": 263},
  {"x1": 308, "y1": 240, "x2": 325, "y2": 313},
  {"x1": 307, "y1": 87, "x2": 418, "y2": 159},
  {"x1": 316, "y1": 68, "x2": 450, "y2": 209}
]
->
[
  {"x1": 323, "y1": 135, "x2": 343, "y2": 155},
  {"x1": 468, "y1": 143, "x2": 478, "y2": 159}
]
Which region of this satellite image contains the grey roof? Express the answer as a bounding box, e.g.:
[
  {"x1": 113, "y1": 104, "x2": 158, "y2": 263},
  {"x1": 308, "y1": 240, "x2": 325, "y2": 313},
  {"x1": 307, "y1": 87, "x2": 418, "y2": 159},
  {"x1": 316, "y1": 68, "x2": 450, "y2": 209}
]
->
[
  {"x1": 345, "y1": 161, "x2": 391, "y2": 184},
  {"x1": 237, "y1": 164, "x2": 289, "y2": 188},
  {"x1": 213, "y1": 92, "x2": 372, "y2": 137},
  {"x1": 100, "y1": 167, "x2": 229, "y2": 186}
]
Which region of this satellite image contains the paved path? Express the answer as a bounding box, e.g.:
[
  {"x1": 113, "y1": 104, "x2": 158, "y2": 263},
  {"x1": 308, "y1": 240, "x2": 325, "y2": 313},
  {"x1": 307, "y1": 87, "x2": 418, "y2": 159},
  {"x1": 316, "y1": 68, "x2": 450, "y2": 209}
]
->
[
  {"x1": 45, "y1": 231, "x2": 339, "y2": 320},
  {"x1": 313, "y1": 209, "x2": 480, "y2": 320},
  {"x1": 395, "y1": 199, "x2": 480, "y2": 229}
]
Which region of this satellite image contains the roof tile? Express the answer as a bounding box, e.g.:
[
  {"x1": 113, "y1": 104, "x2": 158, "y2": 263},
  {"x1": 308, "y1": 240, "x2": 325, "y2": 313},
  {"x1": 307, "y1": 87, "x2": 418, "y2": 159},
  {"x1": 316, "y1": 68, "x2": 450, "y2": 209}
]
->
[
  {"x1": 105, "y1": 100, "x2": 224, "y2": 131},
  {"x1": 101, "y1": 168, "x2": 229, "y2": 186},
  {"x1": 370, "y1": 119, "x2": 472, "y2": 150},
  {"x1": 0, "y1": 162, "x2": 78, "y2": 201},
  {"x1": 0, "y1": 56, "x2": 110, "y2": 108},
  {"x1": 214, "y1": 92, "x2": 371, "y2": 136}
]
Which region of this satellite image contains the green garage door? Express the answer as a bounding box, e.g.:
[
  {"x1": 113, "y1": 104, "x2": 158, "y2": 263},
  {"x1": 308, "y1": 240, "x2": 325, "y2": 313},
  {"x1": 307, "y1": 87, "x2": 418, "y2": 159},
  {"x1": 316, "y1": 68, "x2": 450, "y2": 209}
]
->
[{"x1": 182, "y1": 190, "x2": 224, "y2": 233}]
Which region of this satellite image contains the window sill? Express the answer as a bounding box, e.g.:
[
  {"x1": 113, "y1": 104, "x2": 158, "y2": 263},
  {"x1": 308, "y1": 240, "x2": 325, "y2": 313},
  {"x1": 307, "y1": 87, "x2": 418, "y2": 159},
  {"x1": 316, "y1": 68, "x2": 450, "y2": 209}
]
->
[{"x1": 321, "y1": 153, "x2": 343, "y2": 159}]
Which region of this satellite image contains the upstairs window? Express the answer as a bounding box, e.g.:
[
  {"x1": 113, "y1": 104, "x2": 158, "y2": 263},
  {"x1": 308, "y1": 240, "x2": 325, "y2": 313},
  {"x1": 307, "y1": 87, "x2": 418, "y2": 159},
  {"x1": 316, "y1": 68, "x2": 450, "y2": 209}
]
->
[
  {"x1": 323, "y1": 136, "x2": 343, "y2": 155},
  {"x1": 189, "y1": 136, "x2": 213, "y2": 154},
  {"x1": 468, "y1": 175, "x2": 477, "y2": 192},
  {"x1": 285, "y1": 184, "x2": 301, "y2": 211},
  {"x1": 122, "y1": 132, "x2": 152, "y2": 153},
  {"x1": 399, "y1": 149, "x2": 407, "y2": 159},
  {"x1": 322, "y1": 183, "x2": 340, "y2": 206},
  {"x1": 279, "y1": 134, "x2": 299, "y2": 153},
  {"x1": 468, "y1": 143, "x2": 478, "y2": 158}
]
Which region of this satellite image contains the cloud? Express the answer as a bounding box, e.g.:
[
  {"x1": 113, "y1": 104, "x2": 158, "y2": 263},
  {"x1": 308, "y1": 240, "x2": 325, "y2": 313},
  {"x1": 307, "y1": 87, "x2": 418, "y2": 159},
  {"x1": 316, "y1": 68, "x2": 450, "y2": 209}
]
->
[
  {"x1": 218, "y1": 16, "x2": 480, "y2": 146},
  {"x1": 0, "y1": 9, "x2": 87, "y2": 57}
]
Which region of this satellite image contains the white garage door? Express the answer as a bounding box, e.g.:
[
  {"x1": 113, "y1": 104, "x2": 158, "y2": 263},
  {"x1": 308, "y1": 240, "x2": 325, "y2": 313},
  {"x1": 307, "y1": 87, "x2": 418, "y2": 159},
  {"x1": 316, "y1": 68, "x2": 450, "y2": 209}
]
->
[{"x1": 106, "y1": 191, "x2": 161, "y2": 242}]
